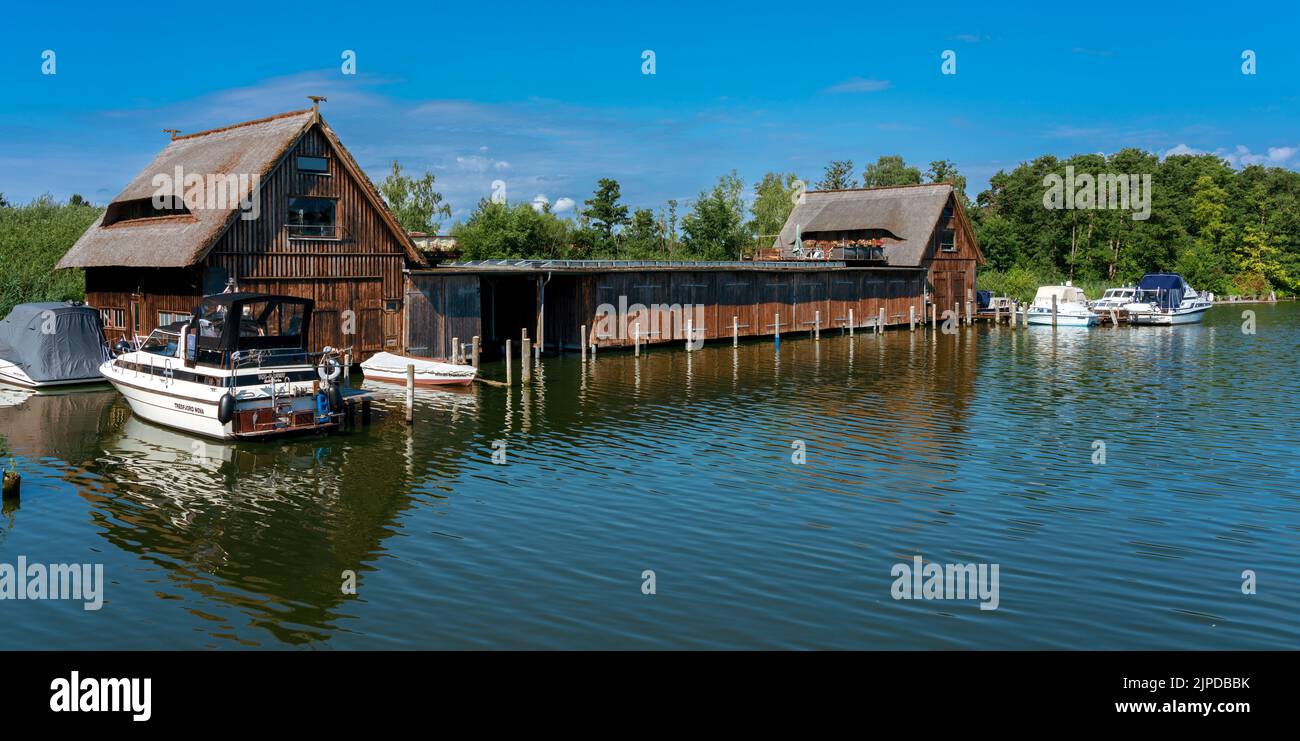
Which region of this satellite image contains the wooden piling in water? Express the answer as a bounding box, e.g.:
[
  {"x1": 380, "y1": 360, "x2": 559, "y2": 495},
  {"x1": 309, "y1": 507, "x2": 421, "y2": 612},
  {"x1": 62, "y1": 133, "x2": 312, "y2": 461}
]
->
[
  {"x1": 774, "y1": 312, "x2": 781, "y2": 348},
  {"x1": 505, "y1": 339, "x2": 513, "y2": 384},
  {"x1": 732, "y1": 316, "x2": 738, "y2": 347},
  {"x1": 848, "y1": 309, "x2": 854, "y2": 337},
  {"x1": 909, "y1": 305, "x2": 916, "y2": 331},
  {"x1": 686, "y1": 318, "x2": 694, "y2": 352},
  {"x1": 814, "y1": 310, "x2": 821, "y2": 340},
  {"x1": 521, "y1": 339, "x2": 532, "y2": 383},
  {"x1": 635, "y1": 323, "x2": 641, "y2": 356},
  {"x1": 451, "y1": 337, "x2": 459, "y2": 364},
  {"x1": 879, "y1": 307, "x2": 886, "y2": 334},
  {"x1": 471, "y1": 336, "x2": 480, "y2": 369},
  {"x1": 405, "y1": 364, "x2": 415, "y2": 424},
  {"x1": 1052, "y1": 295, "x2": 1058, "y2": 327},
  {"x1": 580, "y1": 326, "x2": 587, "y2": 361}
]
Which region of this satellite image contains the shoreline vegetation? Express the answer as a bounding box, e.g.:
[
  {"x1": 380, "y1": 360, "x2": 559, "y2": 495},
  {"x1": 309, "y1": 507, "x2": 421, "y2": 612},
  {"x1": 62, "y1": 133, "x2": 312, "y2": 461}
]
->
[{"x1": 4, "y1": 148, "x2": 1297, "y2": 317}]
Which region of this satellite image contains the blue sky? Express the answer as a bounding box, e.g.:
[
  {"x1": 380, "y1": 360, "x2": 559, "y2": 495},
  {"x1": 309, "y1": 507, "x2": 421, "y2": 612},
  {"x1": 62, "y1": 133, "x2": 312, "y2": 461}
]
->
[{"x1": 2, "y1": 0, "x2": 1297, "y2": 226}]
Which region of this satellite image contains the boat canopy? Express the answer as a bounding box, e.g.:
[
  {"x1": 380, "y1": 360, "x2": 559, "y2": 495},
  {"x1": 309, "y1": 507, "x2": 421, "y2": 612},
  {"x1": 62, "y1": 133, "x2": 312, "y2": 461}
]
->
[
  {"x1": 1032, "y1": 285, "x2": 1088, "y2": 306},
  {"x1": 1136, "y1": 273, "x2": 1191, "y2": 309},
  {"x1": 0, "y1": 302, "x2": 106, "y2": 383},
  {"x1": 187, "y1": 293, "x2": 314, "y2": 363}
]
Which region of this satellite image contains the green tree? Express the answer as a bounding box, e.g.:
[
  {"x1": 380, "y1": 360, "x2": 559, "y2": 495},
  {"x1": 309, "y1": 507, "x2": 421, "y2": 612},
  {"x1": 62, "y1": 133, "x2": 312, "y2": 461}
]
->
[
  {"x1": 816, "y1": 160, "x2": 856, "y2": 190},
  {"x1": 748, "y1": 172, "x2": 801, "y2": 238},
  {"x1": 452, "y1": 200, "x2": 571, "y2": 260},
  {"x1": 862, "y1": 155, "x2": 922, "y2": 188},
  {"x1": 378, "y1": 161, "x2": 451, "y2": 234},
  {"x1": 682, "y1": 172, "x2": 748, "y2": 260},
  {"x1": 925, "y1": 160, "x2": 968, "y2": 207},
  {"x1": 582, "y1": 178, "x2": 631, "y2": 239}
]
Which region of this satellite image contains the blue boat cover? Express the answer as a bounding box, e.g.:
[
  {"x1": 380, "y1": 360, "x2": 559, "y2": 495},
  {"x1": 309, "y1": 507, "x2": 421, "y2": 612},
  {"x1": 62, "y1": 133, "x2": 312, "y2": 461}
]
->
[
  {"x1": 1136, "y1": 273, "x2": 1188, "y2": 309},
  {"x1": 0, "y1": 302, "x2": 106, "y2": 382},
  {"x1": 976, "y1": 290, "x2": 992, "y2": 309}
]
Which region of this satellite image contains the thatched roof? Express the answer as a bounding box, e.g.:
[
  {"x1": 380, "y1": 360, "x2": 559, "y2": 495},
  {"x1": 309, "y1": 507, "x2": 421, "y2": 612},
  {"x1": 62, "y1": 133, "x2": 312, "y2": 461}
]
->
[
  {"x1": 57, "y1": 108, "x2": 421, "y2": 269},
  {"x1": 775, "y1": 183, "x2": 956, "y2": 267}
]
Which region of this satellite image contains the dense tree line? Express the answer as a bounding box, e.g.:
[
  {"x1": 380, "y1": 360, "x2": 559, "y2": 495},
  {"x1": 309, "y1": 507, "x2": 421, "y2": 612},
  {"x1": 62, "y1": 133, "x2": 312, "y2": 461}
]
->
[{"x1": 3, "y1": 148, "x2": 1296, "y2": 319}]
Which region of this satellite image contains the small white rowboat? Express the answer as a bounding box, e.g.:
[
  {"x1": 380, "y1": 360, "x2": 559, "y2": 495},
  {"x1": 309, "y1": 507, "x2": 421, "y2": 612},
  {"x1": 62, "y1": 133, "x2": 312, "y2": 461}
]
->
[{"x1": 360, "y1": 352, "x2": 477, "y2": 386}]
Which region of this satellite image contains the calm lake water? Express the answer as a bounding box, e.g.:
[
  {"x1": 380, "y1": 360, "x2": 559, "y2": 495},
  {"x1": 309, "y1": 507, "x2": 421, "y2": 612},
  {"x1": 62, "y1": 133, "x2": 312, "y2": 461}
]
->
[{"x1": 1, "y1": 303, "x2": 1297, "y2": 649}]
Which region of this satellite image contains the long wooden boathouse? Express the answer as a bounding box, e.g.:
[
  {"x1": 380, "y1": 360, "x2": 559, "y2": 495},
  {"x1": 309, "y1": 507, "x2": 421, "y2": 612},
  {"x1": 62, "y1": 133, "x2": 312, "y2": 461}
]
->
[
  {"x1": 406, "y1": 183, "x2": 984, "y2": 358},
  {"x1": 58, "y1": 105, "x2": 982, "y2": 361}
]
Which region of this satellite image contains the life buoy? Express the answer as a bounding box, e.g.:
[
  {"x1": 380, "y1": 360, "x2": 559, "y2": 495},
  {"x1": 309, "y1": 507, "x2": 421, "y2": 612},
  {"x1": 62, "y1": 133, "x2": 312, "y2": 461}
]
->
[
  {"x1": 317, "y1": 355, "x2": 342, "y2": 383},
  {"x1": 217, "y1": 392, "x2": 236, "y2": 424}
]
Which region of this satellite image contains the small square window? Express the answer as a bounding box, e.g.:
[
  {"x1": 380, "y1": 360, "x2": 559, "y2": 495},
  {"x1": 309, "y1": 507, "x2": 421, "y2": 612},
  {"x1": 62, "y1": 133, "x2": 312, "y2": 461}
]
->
[
  {"x1": 100, "y1": 307, "x2": 127, "y2": 329},
  {"x1": 159, "y1": 310, "x2": 192, "y2": 327},
  {"x1": 939, "y1": 230, "x2": 956, "y2": 251},
  {"x1": 297, "y1": 156, "x2": 329, "y2": 173}
]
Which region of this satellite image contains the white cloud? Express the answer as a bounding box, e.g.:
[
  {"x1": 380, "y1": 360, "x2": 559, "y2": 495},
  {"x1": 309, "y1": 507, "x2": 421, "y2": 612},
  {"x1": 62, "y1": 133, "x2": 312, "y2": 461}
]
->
[
  {"x1": 1160, "y1": 142, "x2": 1299, "y2": 168},
  {"x1": 553, "y1": 197, "x2": 575, "y2": 213},
  {"x1": 530, "y1": 194, "x2": 549, "y2": 212},
  {"x1": 824, "y1": 77, "x2": 891, "y2": 94}
]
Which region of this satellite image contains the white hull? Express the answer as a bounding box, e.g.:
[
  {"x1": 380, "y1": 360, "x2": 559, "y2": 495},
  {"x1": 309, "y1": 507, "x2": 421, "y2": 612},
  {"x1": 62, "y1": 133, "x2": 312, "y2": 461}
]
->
[
  {"x1": 1027, "y1": 313, "x2": 1098, "y2": 326},
  {"x1": 0, "y1": 358, "x2": 106, "y2": 388},
  {"x1": 1128, "y1": 304, "x2": 1210, "y2": 325},
  {"x1": 102, "y1": 358, "x2": 337, "y2": 440},
  {"x1": 360, "y1": 353, "x2": 476, "y2": 386}
]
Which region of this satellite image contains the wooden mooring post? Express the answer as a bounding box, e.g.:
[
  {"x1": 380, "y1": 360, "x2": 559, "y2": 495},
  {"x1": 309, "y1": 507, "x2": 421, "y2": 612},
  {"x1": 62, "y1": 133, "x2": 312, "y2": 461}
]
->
[
  {"x1": 1052, "y1": 295, "x2": 1058, "y2": 327},
  {"x1": 878, "y1": 307, "x2": 886, "y2": 334},
  {"x1": 635, "y1": 323, "x2": 641, "y2": 356},
  {"x1": 505, "y1": 339, "x2": 513, "y2": 384},
  {"x1": 405, "y1": 364, "x2": 415, "y2": 424},
  {"x1": 732, "y1": 316, "x2": 738, "y2": 347},
  {"x1": 685, "y1": 318, "x2": 694, "y2": 352},
  {"x1": 931, "y1": 303, "x2": 937, "y2": 332},
  {"x1": 580, "y1": 325, "x2": 587, "y2": 361},
  {"x1": 909, "y1": 305, "x2": 916, "y2": 331},
  {"x1": 814, "y1": 311, "x2": 821, "y2": 341},
  {"x1": 450, "y1": 337, "x2": 459, "y2": 364},
  {"x1": 521, "y1": 338, "x2": 532, "y2": 383},
  {"x1": 848, "y1": 309, "x2": 854, "y2": 337},
  {"x1": 471, "y1": 336, "x2": 480, "y2": 369}
]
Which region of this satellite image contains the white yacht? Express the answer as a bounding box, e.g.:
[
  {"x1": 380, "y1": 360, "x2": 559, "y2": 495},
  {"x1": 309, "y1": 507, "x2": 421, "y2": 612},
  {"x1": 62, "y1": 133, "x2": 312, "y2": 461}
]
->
[
  {"x1": 101, "y1": 292, "x2": 367, "y2": 440},
  {"x1": 1124, "y1": 273, "x2": 1212, "y2": 325},
  {"x1": 1089, "y1": 286, "x2": 1136, "y2": 312},
  {"x1": 1026, "y1": 284, "x2": 1099, "y2": 326}
]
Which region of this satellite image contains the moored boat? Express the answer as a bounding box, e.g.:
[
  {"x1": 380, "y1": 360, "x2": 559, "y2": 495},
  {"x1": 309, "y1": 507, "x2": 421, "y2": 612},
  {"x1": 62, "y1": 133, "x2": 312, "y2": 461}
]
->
[
  {"x1": 100, "y1": 292, "x2": 368, "y2": 440},
  {"x1": 1124, "y1": 273, "x2": 1212, "y2": 325},
  {"x1": 1089, "y1": 286, "x2": 1136, "y2": 312},
  {"x1": 1026, "y1": 284, "x2": 1098, "y2": 326},
  {"x1": 360, "y1": 351, "x2": 477, "y2": 386},
  {"x1": 0, "y1": 302, "x2": 110, "y2": 388}
]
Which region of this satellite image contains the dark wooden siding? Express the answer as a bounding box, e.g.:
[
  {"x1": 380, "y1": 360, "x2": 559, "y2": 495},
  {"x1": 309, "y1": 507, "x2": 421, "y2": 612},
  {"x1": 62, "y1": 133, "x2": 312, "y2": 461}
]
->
[
  {"x1": 405, "y1": 273, "x2": 482, "y2": 359},
  {"x1": 84, "y1": 124, "x2": 412, "y2": 357},
  {"x1": 925, "y1": 193, "x2": 981, "y2": 314}
]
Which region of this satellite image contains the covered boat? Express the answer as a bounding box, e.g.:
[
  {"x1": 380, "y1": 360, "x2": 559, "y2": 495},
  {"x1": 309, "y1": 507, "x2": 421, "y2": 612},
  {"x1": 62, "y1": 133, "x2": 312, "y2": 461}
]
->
[
  {"x1": 0, "y1": 302, "x2": 109, "y2": 387},
  {"x1": 1124, "y1": 273, "x2": 1212, "y2": 325},
  {"x1": 360, "y1": 352, "x2": 477, "y2": 386}
]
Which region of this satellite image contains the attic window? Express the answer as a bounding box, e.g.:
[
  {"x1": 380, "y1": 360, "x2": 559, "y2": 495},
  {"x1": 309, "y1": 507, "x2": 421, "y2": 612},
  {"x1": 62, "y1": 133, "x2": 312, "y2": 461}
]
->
[
  {"x1": 102, "y1": 197, "x2": 191, "y2": 226},
  {"x1": 939, "y1": 229, "x2": 956, "y2": 251},
  {"x1": 297, "y1": 156, "x2": 329, "y2": 174}
]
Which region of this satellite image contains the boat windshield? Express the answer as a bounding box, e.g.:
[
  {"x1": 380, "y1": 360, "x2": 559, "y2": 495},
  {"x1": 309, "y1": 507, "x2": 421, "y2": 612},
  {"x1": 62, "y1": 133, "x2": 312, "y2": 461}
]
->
[{"x1": 139, "y1": 330, "x2": 180, "y2": 357}]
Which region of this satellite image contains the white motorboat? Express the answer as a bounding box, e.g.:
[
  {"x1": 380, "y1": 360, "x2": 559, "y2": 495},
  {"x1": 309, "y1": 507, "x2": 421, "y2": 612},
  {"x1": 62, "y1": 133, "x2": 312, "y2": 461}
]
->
[
  {"x1": 1089, "y1": 286, "x2": 1136, "y2": 312},
  {"x1": 1124, "y1": 273, "x2": 1212, "y2": 325},
  {"x1": 0, "y1": 302, "x2": 110, "y2": 388},
  {"x1": 100, "y1": 292, "x2": 369, "y2": 440},
  {"x1": 360, "y1": 351, "x2": 477, "y2": 386},
  {"x1": 1026, "y1": 284, "x2": 1099, "y2": 326}
]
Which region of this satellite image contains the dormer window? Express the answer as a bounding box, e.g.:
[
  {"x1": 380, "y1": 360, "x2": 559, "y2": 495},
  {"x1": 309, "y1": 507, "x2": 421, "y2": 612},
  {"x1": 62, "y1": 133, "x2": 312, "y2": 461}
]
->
[
  {"x1": 297, "y1": 155, "x2": 329, "y2": 174},
  {"x1": 101, "y1": 197, "x2": 192, "y2": 226}
]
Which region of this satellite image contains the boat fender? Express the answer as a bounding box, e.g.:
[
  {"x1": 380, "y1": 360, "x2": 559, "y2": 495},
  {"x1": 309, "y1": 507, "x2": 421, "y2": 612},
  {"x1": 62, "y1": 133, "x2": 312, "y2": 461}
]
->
[
  {"x1": 328, "y1": 383, "x2": 344, "y2": 413},
  {"x1": 318, "y1": 356, "x2": 342, "y2": 383},
  {"x1": 217, "y1": 392, "x2": 236, "y2": 424},
  {"x1": 316, "y1": 391, "x2": 332, "y2": 422}
]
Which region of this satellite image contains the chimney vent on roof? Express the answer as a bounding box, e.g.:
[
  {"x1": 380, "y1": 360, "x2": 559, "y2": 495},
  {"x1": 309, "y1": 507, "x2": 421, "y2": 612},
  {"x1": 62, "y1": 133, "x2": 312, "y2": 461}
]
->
[
  {"x1": 163, "y1": 129, "x2": 181, "y2": 140},
  {"x1": 308, "y1": 96, "x2": 327, "y2": 112}
]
